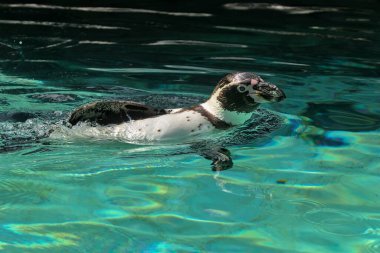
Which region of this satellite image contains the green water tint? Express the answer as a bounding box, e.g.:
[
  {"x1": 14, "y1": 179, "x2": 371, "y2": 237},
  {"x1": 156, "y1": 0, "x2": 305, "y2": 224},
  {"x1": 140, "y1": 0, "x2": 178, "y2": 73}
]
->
[{"x1": 1, "y1": 0, "x2": 380, "y2": 252}]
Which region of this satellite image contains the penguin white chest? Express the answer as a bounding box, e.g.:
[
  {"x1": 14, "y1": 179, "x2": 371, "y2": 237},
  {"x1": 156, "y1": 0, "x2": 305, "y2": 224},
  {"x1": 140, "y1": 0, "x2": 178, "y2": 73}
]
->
[{"x1": 119, "y1": 110, "x2": 215, "y2": 142}]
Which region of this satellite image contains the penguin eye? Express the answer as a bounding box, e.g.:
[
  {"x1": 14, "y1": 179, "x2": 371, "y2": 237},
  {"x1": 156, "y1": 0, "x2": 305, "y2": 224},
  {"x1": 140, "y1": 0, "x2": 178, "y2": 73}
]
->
[{"x1": 237, "y1": 85, "x2": 247, "y2": 93}]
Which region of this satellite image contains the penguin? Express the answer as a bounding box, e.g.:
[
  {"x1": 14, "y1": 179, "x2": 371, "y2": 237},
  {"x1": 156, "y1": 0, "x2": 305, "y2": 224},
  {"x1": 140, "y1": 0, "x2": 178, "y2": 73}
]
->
[{"x1": 68, "y1": 72, "x2": 286, "y2": 171}]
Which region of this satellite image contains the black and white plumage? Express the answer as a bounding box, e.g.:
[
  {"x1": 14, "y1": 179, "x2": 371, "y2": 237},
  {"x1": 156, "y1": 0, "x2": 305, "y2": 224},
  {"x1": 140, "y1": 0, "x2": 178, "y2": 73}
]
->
[{"x1": 67, "y1": 72, "x2": 286, "y2": 170}]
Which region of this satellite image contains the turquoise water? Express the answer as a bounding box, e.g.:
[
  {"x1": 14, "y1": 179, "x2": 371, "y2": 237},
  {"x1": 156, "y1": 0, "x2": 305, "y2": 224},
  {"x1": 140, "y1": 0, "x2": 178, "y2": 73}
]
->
[{"x1": 1, "y1": 1, "x2": 380, "y2": 252}]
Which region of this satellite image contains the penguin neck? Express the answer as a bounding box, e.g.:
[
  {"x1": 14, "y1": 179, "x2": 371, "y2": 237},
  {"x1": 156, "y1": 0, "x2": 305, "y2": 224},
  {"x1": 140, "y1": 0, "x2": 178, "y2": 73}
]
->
[{"x1": 200, "y1": 97, "x2": 254, "y2": 126}]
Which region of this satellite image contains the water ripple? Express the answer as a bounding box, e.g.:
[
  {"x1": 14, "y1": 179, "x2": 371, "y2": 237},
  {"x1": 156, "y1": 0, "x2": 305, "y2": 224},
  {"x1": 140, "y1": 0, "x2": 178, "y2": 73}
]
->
[
  {"x1": 0, "y1": 41, "x2": 18, "y2": 50},
  {"x1": 164, "y1": 65, "x2": 227, "y2": 73},
  {"x1": 0, "y1": 179, "x2": 54, "y2": 205},
  {"x1": 0, "y1": 19, "x2": 130, "y2": 30},
  {"x1": 268, "y1": 198, "x2": 322, "y2": 216},
  {"x1": 0, "y1": 72, "x2": 43, "y2": 85},
  {"x1": 208, "y1": 56, "x2": 256, "y2": 61},
  {"x1": 272, "y1": 61, "x2": 310, "y2": 67},
  {"x1": 363, "y1": 240, "x2": 380, "y2": 253},
  {"x1": 215, "y1": 25, "x2": 370, "y2": 41},
  {"x1": 224, "y1": 3, "x2": 341, "y2": 15},
  {"x1": 34, "y1": 39, "x2": 72, "y2": 50},
  {"x1": 78, "y1": 40, "x2": 117, "y2": 45},
  {"x1": 86, "y1": 67, "x2": 208, "y2": 74},
  {"x1": 301, "y1": 102, "x2": 380, "y2": 132},
  {"x1": 63, "y1": 40, "x2": 117, "y2": 49},
  {"x1": 1, "y1": 222, "x2": 134, "y2": 251},
  {"x1": 146, "y1": 40, "x2": 248, "y2": 48},
  {"x1": 0, "y1": 3, "x2": 212, "y2": 17},
  {"x1": 304, "y1": 208, "x2": 369, "y2": 236}
]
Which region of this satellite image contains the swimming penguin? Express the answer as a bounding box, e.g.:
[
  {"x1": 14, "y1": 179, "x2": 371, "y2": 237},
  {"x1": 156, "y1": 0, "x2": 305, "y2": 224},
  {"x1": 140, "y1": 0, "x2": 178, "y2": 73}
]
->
[{"x1": 68, "y1": 72, "x2": 286, "y2": 171}]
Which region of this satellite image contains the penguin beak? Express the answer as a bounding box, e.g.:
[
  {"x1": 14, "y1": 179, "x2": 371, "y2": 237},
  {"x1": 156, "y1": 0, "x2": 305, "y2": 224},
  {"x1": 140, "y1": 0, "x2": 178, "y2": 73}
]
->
[
  {"x1": 249, "y1": 80, "x2": 286, "y2": 103},
  {"x1": 266, "y1": 85, "x2": 286, "y2": 102}
]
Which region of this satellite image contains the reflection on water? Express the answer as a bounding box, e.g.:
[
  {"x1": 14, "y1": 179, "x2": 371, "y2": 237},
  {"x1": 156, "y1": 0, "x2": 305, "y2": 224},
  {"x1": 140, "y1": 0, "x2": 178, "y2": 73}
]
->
[
  {"x1": 215, "y1": 25, "x2": 370, "y2": 41},
  {"x1": 0, "y1": 0, "x2": 379, "y2": 252},
  {"x1": 0, "y1": 19, "x2": 130, "y2": 30},
  {"x1": 146, "y1": 40, "x2": 248, "y2": 48},
  {"x1": 223, "y1": 3, "x2": 341, "y2": 14},
  {"x1": 0, "y1": 3, "x2": 213, "y2": 17}
]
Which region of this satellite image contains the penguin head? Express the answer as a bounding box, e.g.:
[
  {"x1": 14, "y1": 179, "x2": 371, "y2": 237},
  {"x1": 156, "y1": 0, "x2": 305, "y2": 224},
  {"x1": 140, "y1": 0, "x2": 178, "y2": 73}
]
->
[{"x1": 209, "y1": 72, "x2": 286, "y2": 113}]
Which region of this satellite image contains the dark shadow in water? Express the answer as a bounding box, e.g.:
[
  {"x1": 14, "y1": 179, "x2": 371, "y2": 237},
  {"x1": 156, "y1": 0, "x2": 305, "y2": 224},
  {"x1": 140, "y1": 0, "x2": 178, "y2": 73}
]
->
[
  {"x1": 305, "y1": 134, "x2": 347, "y2": 147},
  {"x1": 0, "y1": 112, "x2": 37, "y2": 122},
  {"x1": 301, "y1": 101, "x2": 380, "y2": 132}
]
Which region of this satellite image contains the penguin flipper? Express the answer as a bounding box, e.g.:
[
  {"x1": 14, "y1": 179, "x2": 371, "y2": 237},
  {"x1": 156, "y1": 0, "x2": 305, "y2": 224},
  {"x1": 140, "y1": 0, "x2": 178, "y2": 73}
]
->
[
  {"x1": 191, "y1": 143, "x2": 233, "y2": 171},
  {"x1": 210, "y1": 148, "x2": 233, "y2": 171},
  {"x1": 69, "y1": 100, "x2": 166, "y2": 126}
]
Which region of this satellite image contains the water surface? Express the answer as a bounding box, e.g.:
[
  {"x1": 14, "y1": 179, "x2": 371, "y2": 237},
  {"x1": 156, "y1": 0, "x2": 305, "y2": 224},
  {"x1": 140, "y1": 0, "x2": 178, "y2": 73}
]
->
[{"x1": 0, "y1": 1, "x2": 379, "y2": 252}]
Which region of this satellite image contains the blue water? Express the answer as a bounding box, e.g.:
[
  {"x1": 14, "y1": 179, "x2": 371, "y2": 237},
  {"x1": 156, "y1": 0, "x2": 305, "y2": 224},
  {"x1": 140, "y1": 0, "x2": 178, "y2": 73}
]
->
[{"x1": 1, "y1": 1, "x2": 380, "y2": 252}]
